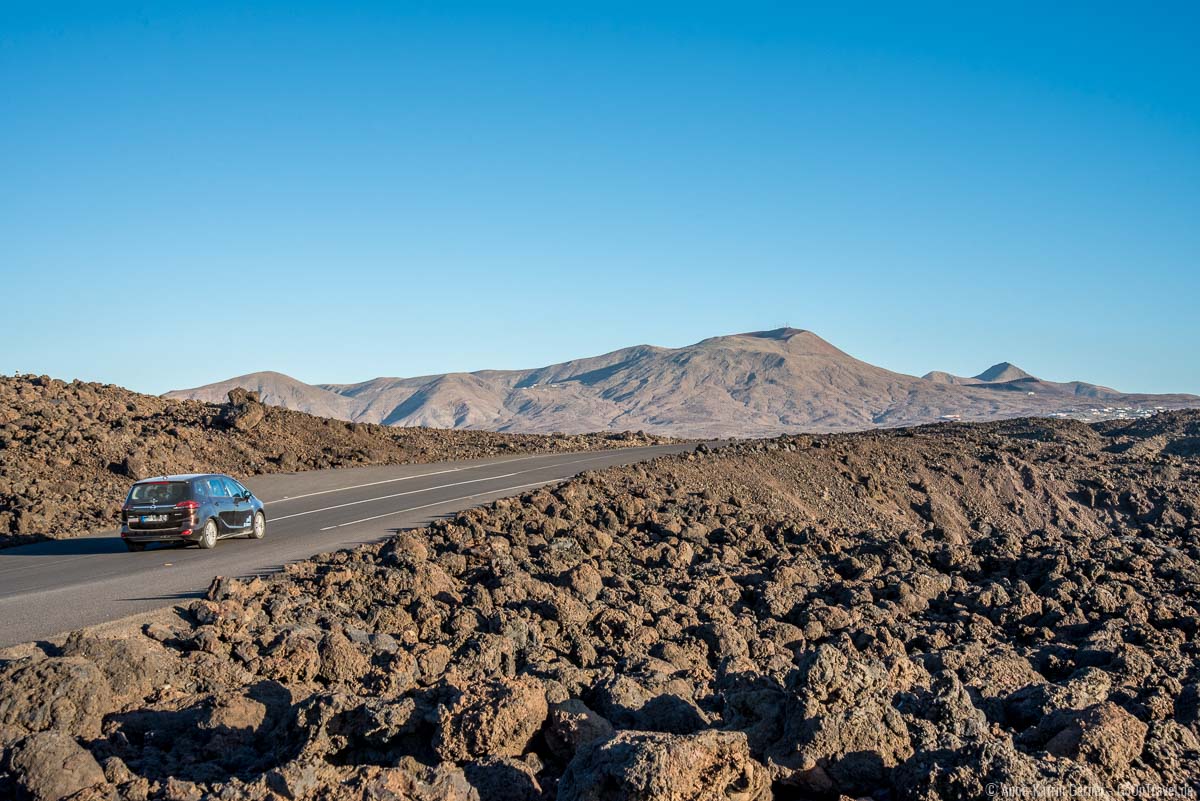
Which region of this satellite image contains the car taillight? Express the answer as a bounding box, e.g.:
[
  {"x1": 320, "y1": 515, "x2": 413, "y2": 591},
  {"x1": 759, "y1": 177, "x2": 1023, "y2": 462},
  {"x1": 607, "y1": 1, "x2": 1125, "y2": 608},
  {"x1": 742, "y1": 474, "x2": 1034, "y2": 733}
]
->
[{"x1": 176, "y1": 500, "x2": 199, "y2": 521}]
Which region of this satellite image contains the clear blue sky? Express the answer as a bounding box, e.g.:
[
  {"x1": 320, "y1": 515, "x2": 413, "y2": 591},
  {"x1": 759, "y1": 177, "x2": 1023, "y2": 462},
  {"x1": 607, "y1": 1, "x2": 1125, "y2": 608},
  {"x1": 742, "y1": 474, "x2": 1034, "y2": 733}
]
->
[{"x1": 2, "y1": 2, "x2": 1197, "y2": 395}]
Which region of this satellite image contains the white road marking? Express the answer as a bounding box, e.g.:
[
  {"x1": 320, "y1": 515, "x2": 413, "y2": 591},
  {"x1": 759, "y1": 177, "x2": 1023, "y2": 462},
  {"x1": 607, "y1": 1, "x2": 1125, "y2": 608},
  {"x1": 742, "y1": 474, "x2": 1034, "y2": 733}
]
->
[
  {"x1": 0, "y1": 447, "x2": 674, "y2": 584},
  {"x1": 268, "y1": 453, "x2": 612, "y2": 523},
  {"x1": 318, "y1": 481, "x2": 553, "y2": 530},
  {"x1": 265, "y1": 454, "x2": 545, "y2": 504},
  {"x1": 0, "y1": 473, "x2": 565, "y2": 595}
]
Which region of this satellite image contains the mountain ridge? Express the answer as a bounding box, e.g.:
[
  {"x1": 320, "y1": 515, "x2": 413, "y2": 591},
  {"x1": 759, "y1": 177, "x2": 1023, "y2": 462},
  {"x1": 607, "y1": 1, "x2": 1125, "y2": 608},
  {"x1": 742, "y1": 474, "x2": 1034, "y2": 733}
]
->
[{"x1": 166, "y1": 328, "x2": 1200, "y2": 437}]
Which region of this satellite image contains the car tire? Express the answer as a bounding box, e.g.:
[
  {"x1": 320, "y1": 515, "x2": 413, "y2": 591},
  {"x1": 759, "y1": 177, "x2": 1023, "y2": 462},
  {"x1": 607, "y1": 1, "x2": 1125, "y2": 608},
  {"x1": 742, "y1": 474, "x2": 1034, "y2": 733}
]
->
[
  {"x1": 250, "y1": 511, "x2": 265, "y2": 540},
  {"x1": 198, "y1": 519, "x2": 218, "y2": 549},
  {"x1": 125, "y1": 541, "x2": 145, "y2": 552}
]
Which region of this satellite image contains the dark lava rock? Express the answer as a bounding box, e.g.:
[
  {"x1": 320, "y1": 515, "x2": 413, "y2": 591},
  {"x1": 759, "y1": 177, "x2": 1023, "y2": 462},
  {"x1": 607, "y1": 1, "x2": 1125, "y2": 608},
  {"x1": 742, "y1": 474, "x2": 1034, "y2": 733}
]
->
[
  {"x1": 0, "y1": 657, "x2": 114, "y2": 739},
  {"x1": 558, "y1": 729, "x2": 770, "y2": 801},
  {"x1": 5, "y1": 410, "x2": 1200, "y2": 798},
  {"x1": 5, "y1": 730, "x2": 111, "y2": 801}
]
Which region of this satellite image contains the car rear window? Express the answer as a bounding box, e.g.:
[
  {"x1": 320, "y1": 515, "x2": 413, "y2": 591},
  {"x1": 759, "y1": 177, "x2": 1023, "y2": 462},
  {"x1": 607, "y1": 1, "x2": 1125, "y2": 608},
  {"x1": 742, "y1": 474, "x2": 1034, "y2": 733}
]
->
[{"x1": 127, "y1": 482, "x2": 190, "y2": 505}]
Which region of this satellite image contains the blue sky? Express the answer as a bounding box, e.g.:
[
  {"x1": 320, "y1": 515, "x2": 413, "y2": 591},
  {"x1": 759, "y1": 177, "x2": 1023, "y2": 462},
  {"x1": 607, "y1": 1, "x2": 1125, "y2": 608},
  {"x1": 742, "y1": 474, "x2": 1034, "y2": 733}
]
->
[{"x1": 2, "y1": 2, "x2": 1197, "y2": 395}]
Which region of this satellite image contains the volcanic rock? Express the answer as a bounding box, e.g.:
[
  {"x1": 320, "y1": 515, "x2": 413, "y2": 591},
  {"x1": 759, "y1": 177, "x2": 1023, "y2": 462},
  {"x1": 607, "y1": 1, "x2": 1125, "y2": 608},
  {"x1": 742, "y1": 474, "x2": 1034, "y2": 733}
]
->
[
  {"x1": 4, "y1": 410, "x2": 1200, "y2": 798},
  {"x1": 5, "y1": 731, "x2": 110, "y2": 801},
  {"x1": 557, "y1": 730, "x2": 770, "y2": 801}
]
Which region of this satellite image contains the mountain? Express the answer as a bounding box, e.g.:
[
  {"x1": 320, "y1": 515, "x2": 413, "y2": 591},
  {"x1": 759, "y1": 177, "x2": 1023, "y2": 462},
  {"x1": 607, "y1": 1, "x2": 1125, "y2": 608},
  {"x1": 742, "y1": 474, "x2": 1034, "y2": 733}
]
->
[
  {"x1": 922, "y1": 361, "x2": 1034, "y2": 385},
  {"x1": 975, "y1": 362, "x2": 1033, "y2": 383},
  {"x1": 168, "y1": 371, "x2": 359, "y2": 421},
  {"x1": 920, "y1": 361, "x2": 1126, "y2": 399},
  {"x1": 166, "y1": 328, "x2": 1200, "y2": 437}
]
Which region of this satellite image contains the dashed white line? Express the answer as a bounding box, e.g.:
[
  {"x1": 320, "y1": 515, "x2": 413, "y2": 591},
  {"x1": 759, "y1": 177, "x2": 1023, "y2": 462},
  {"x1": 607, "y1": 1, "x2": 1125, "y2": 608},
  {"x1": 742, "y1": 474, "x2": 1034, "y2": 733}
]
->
[
  {"x1": 269, "y1": 452, "x2": 614, "y2": 524},
  {"x1": 270, "y1": 472, "x2": 525, "y2": 521},
  {"x1": 265, "y1": 454, "x2": 544, "y2": 504},
  {"x1": 0, "y1": 447, "x2": 682, "y2": 587},
  {"x1": 318, "y1": 481, "x2": 552, "y2": 530}
]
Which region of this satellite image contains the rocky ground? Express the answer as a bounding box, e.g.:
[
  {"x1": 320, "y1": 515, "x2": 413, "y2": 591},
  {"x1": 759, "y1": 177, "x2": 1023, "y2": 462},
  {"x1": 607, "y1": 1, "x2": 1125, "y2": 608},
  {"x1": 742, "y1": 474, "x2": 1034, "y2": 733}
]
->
[
  {"x1": 2, "y1": 410, "x2": 1200, "y2": 800},
  {"x1": 0, "y1": 375, "x2": 674, "y2": 548}
]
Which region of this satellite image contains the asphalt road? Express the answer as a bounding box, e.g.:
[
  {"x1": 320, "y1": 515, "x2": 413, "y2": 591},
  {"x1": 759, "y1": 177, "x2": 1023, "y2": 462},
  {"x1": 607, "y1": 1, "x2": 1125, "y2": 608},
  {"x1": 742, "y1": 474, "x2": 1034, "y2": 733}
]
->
[{"x1": 0, "y1": 443, "x2": 693, "y2": 648}]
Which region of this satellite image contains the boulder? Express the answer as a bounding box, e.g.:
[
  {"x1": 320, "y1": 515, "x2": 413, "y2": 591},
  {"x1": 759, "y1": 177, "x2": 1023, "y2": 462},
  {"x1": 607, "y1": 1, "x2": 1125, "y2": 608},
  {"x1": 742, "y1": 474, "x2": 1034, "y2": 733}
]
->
[
  {"x1": 545, "y1": 699, "x2": 615, "y2": 761},
  {"x1": 562, "y1": 563, "x2": 604, "y2": 602},
  {"x1": 60, "y1": 633, "x2": 175, "y2": 706},
  {"x1": 318, "y1": 629, "x2": 372, "y2": 684},
  {"x1": 356, "y1": 759, "x2": 479, "y2": 801},
  {"x1": 436, "y1": 677, "x2": 549, "y2": 762},
  {"x1": 222, "y1": 388, "x2": 266, "y2": 432},
  {"x1": 765, "y1": 644, "x2": 913, "y2": 793},
  {"x1": 589, "y1": 674, "x2": 707, "y2": 735},
  {"x1": 558, "y1": 730, "x2": 770, "y2": 801},
  {"x1": 0, "y1": 657, "x2": 114, "y2": 739},
  {"x1": 115, "y1": 453, "x2": 148, "y2": 480},
  {"x1": 1041, "y1": 702, "x2": 1147, "y2": 779},
  {"x1": 5, "y1": 730, "x2": 110, "y2": 801},
  {"x1": 895, "y1": 739, "x2": 1105, "y2": 800},
  {"x1": 462, "y1": 757, "x2": 542, "y2": 801}
]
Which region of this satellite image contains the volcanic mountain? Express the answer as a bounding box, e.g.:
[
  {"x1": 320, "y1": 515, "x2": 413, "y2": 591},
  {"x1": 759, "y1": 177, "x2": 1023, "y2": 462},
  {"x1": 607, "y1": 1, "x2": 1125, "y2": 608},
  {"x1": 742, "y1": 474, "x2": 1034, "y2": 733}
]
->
[
  {"x1": 923, "y1": 361, "x2": 1034, "y2": 385},
  {"x1": 167, "y1": 328, "x2": 1200, "y2": 437}
]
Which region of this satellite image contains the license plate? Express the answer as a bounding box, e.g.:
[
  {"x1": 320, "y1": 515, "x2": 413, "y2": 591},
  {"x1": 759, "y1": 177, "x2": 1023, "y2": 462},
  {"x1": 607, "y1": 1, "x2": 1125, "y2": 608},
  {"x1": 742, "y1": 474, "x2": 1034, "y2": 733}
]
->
[{"x1": 140, "y1": 514, "x2": 168, "y2": 523}]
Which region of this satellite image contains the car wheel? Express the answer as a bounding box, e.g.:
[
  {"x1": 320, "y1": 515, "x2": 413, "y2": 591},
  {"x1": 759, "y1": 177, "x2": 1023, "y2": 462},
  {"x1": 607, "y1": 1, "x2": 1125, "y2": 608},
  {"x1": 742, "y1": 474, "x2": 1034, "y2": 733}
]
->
[
  {"x1": 250, "y1": 511, "x2": 266, "y2": 540},
  {"x1": 125, "y1": 541, "x2": 145, "y2": 552},
  {"x1": 198, "y1": 519, "x2": 218, "y2": 549}
]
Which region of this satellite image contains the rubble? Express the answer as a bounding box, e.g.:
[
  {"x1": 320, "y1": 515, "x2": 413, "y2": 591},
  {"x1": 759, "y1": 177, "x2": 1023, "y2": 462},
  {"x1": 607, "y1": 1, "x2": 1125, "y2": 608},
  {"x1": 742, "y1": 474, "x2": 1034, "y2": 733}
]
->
[{"x1": 3, "y1": 411, "x2": 1200, "y2": 798}]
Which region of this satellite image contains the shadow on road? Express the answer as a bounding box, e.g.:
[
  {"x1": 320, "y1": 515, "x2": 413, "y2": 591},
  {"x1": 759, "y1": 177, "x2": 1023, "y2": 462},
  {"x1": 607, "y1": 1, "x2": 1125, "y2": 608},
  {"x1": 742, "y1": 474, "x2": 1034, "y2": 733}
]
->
[
  {"x1": 0, "y1": 534, "x2": 126, "y2": 557},
  {"x1": 0, "y1": 508, "x2": 460, "y2": 568},
  {"x1": 119, "y1": 590, "x2": 207, "y2": 602}
]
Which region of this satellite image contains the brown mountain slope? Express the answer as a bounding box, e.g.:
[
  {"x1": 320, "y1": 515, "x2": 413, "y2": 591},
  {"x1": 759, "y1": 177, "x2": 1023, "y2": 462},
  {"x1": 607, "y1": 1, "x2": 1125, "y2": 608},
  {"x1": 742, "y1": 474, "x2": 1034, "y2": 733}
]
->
[
  {"x1": 167, "y1": 328, "x2": 1200, "y2": 437},
  {"x1": 167, "y1": 371, "x2": 358, "y2": 420}
]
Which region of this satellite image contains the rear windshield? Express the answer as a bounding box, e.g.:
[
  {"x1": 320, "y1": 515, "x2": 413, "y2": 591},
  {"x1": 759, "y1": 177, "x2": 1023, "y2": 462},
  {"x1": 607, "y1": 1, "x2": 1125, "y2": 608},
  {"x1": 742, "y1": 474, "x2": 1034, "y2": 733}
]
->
[{"x1": 127, "y1": 481, "x2": 190, "y2": 505}]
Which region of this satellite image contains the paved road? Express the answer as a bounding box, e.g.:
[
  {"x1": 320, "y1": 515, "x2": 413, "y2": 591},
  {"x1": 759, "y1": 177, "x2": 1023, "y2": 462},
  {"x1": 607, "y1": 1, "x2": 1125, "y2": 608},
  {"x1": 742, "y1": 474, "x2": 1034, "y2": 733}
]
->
[{"x1": 0, "y1": 444, "x2": 692, "y2": 647}]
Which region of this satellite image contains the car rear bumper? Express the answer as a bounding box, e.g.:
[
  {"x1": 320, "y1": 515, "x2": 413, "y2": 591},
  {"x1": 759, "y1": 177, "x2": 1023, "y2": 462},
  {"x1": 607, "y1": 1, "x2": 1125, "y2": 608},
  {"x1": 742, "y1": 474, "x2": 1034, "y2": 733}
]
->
[{"x1": 121, "y1": 526, "x2": 194, "y2": 543}]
